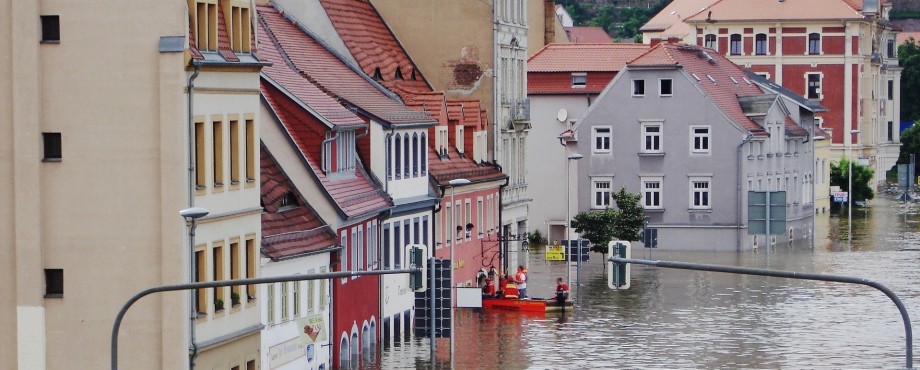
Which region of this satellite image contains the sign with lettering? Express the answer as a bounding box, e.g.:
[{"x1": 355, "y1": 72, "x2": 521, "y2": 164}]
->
[
  {"x1": 268, "y1": 337, "x2": 303, "y2": 369},
  {"x1": 545, "y1": 243, "x2": 566, "y2": 261}
]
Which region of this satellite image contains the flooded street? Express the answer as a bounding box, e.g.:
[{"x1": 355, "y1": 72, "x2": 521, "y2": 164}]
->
[{"x1": 377, "y1": 196, "x2": 920, "y2": 369}]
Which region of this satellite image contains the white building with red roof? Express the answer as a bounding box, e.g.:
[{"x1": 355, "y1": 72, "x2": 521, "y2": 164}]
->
[{"x1": 573, "y1": 43, "x2": 819, "y2": 251}]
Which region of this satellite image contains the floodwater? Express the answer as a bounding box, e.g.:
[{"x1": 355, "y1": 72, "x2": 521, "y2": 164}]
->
[{"x1": 373, "y1": 196, "x2": 920, "y2": 369}]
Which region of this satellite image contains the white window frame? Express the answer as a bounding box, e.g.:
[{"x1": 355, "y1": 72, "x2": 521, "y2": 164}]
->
[
  {"x1": 632, "y1": 79, "x2": 645, "y2": 97},
  {"x1": 704, "y1": 34, "x2": 717, "y2": 50},
  {"x1": 571, "y1": 72, "x2": 587, "y2": 88},
  {"x1": 806, "y1": 72, "x2": 823, "y2": 100},
  {"x1": 641, "y1": 176, "x2": 663, "y2": 209},
  {"x1": 456, "y1": 126, "x2": 465, "y2": 154},
  {"x1": 690, "y1": 126, "x2": 711, "y2": 155},
  {"x1": 592, "y1": 126, "x2": 612, "y2": 154},
  {"x1": 591, "y1": 177, "x2": 612, "y2": 209},
  {"x1": 436, "y1": 127, "x2": 448, "y2": 155},
  {"x1": 658, "y1": 78, "x2": 673, "y2": 97},
  {"x1": 689, "y1": 176, "x2": 712, "y2": 210},
  {"x1": 641, "y1": 121, "x2": 663, "y2": 154}
]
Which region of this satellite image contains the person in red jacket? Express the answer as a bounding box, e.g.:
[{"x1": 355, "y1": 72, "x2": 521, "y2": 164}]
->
[
  {"x1": 502, "y1": 274, "x2": 518, "y2": 299},
  {"x1": 481, "y1": 278, "x2": 496, "y2": 297},
  {"x1": 554, "y1": 277, "x2": 570, "y2": 308}
]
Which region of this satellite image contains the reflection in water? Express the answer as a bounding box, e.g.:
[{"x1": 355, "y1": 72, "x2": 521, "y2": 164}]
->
[{"x1": 376, "y1": 197, "x2": 920, "y2": 369}]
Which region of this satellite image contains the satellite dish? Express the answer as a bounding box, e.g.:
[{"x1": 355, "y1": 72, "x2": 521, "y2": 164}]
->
[{"x1": 556, "y1": 108, "x2": 568, "y2": 123}]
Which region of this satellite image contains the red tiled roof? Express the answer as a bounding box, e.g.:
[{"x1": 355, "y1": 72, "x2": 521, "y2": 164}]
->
[
  {"x1": 257, "y1": 4, "x2": 435, "y2": 126},
  {"x1": 564, "y1": 27, "x2": 612, "y2": 43},
  {"x1": 628, "y1": 44, "x2": 767, "y2": 136},
  {"x1": 784, "y1": 116, "x2": 809, "y2": 137},
  {"x1": 404, "y1": 91, "x2": 449, "y2": 126},
  {"x1": 428, "y1": 145, "x2": 506, "y2": 185},
  {"x1": 684, "y1": 0, "x2": 864, "y2": 23},
  {"x1": 187, "y1": 3, "x2": 258, "y2": 63},
  {"x1": 528, "y1": 43, "x2": 650, "y2": 72},
  {"x1": 258, "y1": 18, "x2": 365, "y2": 129},
  {"x1": 262, "y1": 81, "x2": 392, "y2": 218},
  {"x1": 528, "y1": 71, "x2": 617, "y2": 95},
  {"x1": 640, "y1": 0, "x2": 718, "y2": 39},
  {"x1": 261, "y1": 146, "x2": 338, "y2": 260},
  {"x1": 317, "y1": 0, "x2": 431, "y2": 98}
]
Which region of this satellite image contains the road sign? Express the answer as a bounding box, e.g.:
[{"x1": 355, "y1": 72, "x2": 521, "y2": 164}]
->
[
  {"x1": 748, "y1": 191, "x2": 786, "y2": 235},
  {"x1": 833, "y1": 191, "x2": 848, "y2": 203},
  {"x1": 545, "y1": 242, "x2": 565, "y2": 261}
]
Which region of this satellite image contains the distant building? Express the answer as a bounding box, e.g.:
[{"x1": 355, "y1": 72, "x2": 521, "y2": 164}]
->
[
  {"x1": 574, "y1": 44, "x2": 818, "y2": 250},
  {"x1": 565, "y1": 27, "x2": 613, "y2": 43}
]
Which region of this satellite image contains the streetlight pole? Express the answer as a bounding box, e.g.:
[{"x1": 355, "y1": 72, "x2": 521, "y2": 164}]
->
[
  {"x1": 446, "y1": 178, "x2": 469, "y2": 363},
  {"x1": 179, "y1": 207, "x2": 209, "y2": 370},
  {"x1": 565, "y1": 153, "x2": 583, "y2": 299},
  {"x1": 848, "y1": 130, "x2": 860, "y2": 244}
]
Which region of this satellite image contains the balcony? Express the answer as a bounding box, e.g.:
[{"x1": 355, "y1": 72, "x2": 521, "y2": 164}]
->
[{"x1": 510, "y1": 99, "x2": 530, "y2": 122}]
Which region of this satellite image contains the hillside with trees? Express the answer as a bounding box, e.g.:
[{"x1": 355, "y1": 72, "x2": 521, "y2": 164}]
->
[{"x1": 557, "y1": 0, "x2": 671, "y2": 42}]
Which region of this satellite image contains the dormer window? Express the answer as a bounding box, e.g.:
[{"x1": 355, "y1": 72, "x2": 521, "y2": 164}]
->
[
  {"x1": 279, "y1": 192, "x2": 299, "y2": 211},
  {"x1": 323, "y1": 130, "x2": 357, "y2": 175},
  {"x1": 192, "y1": 1, "x2": 218, "y2": 52},
  {"x1": 571, "y1": 73, "x2": 587, "y2": 88},
  {"x1": 373, "y1": 67, "x2": 383, "y2": 80},
  {"x1": 395, "y1": 67, "x2": 404, "y2": 80},
  {"x1": 225, "y1": 2, "x2": 252, "y2": 53}
]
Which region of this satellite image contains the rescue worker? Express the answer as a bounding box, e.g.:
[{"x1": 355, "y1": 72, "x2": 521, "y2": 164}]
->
[
  {"x1": 555, "y1": 277, "x2": 570, "y2": 309},
  {"x1": 502, "y1": 273, "x2": 519, "y2": 299},
  {"x1": 514, "y1": 265, "x2": 528, "y2": 299}
]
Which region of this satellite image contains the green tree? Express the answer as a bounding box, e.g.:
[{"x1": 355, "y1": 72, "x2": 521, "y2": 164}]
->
[
  {"x1": 830, "y1": 158, "x2": 875, "y2": 203},
  {"x1": 899, "y1": 38, "x2": 920, "y2": 122},
  {"x1": 896, "y1": 122, "x2": 920, "y2": 168},
  {"x1": 571, "y1": 187, "x2": 645, "y2": 258}
]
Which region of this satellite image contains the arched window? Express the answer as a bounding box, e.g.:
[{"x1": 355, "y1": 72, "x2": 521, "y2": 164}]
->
[
  {"x1": 420, "y1": 133, "x2": 427, "y2": 175},
  {"x1": 412, "y1": 133, "x2": 419, "y2": 176},
  {"x1": 394, "y1": 134, "x2": 402, "y2": 179},
  {"x1": 362, "y1": 324, "x2": 371, "y2": 362},
  {"x1": 808, "y1": 33, "x2": 821, "y2": 55},
  {"x1": 350, "y1": 332, "x2": 359, "y2": 368},
  {"x1": 386, "y1": 135, "x2": 392, "y2": 180},
  {"x1": 704, "y1": 34, "x2": 717, "y2": 50},
  {"x1": 755, "y1": 33, "x2": 767, "y2": 55},
  {"x1": 403, "y1": 134, "x2": 411, "y2": 178},
  {"x1": 340, "y1": 337, "x2": 349, "y2": 369},
  {"x1": 729, "y1": 34, "x2": 742, "y2": 55}
]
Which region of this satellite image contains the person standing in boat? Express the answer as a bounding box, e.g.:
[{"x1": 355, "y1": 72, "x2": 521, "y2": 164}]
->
[
  {"x1": 554, "y1": 277, "x2": 569, "y2": 308},
  {"x1": 502, "y1": 273, "x2": 518, "y2": 298},
  {"x1": 514, "y1": 265, "x2": 528, "y2": 299}
]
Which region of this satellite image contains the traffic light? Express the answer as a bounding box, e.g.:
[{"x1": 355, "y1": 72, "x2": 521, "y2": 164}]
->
[
  {"x1": 405, "y1": 244, "x2": 428, "y2": 292},
  {"x1": 607, "y1": 241, "x2": 631, "y2": 289}
]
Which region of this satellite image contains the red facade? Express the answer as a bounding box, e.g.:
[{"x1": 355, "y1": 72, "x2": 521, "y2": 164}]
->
[
  {"x1": 434, "y1": 187, "x2": 504, "y2": 283},
  {"x1": 332, "y1": 220, "x2": 381, "y2": 367}
]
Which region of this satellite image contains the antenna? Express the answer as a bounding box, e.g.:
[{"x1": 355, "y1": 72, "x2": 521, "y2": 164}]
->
[{"x1": 556, "y1": 108, "x2": 568, "y2": 123}]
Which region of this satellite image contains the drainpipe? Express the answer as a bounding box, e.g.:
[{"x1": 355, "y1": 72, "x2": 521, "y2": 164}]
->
[
  {"x1": 186, "y1": 60, "x2": 201, "y2": 370},
  {"x1": 321, "y1": 130, "x2": 338, "y2": 173},
  {"x1": 736, "y1": 133, "x2": 754, "y2": 252},
  {"x1": 495, "y1": 162, "x2": 510, "y2": 274}
]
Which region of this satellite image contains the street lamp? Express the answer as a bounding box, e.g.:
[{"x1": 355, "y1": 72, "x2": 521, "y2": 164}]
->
[
  {"x1": 848, "y1": 130, "x2": 860, "y2": 244},
  {"x1": 565, "y1": 153, "x2": 583, "y2": 299},
  {"x1": 180, "y1": 207, "x2": 209, "y2": 370},
  {"x1": 446, "y1": 178, "x2": 469, "y2": 361}
]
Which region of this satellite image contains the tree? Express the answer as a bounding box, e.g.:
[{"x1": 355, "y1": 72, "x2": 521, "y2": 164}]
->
[
  {"x1": 829, "y1": 158, "x2": 875, "y2": 203},
  {"x1": 570, "y1": 187, "x2": 645, "y2": 258},
  {"x1": 896, "y1": 119, "x2": 920, "y2": 170},
  {"x1": 899, "y1": 38, "x2": 920, "y2": 122}
]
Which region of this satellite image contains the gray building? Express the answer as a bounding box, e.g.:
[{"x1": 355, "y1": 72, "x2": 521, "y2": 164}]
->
[{"x1": 573, "y1": 43, "x2": 818, "y2": 251}]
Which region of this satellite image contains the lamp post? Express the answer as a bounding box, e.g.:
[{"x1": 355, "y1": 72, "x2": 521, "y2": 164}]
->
[
  {"x1": 446, "y1": 178, "x2": 469, "y2": 362},
  {"x1": 179, "y1": 207, "x2": 209, "y2": 370},
  {"x1": 565, "y1": 153, "x2": 583, "y2": 299},
  {"x1": 848, "y1": 129, "x2": 860, "y2": 244}
]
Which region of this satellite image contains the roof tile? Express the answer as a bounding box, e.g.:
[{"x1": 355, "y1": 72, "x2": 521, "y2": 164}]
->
[
  {"x1": 564, "y1": 27, "x2": 612, "y2": 43},
  {"x1": 684, "y1": 0, "x2": 863, "y2": 22},
  {"x1": 528, "y1": 43, "x2": 650, "y2": 72}
]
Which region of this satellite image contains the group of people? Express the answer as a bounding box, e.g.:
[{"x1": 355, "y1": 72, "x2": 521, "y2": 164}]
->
[{"x1": 480, "y1": 265, "x2": 570, "y2": 305}]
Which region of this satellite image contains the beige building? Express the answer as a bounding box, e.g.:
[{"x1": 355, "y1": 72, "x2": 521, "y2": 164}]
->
[{"x1": 1, "y1": 1, "x2": 263, "y2": 369}]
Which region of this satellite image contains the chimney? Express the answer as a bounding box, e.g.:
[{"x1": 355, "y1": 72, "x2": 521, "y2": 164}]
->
[
  {"x1": 650, "y1": 38, "x2": 662, "y2": 47},
  {"x1": 667, "y1": 36, "x2": 680, "y2": 44}
]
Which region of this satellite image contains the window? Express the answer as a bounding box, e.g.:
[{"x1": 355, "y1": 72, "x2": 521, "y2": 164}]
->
[
  {"x1": 195, "y1": 1, "x2": 218, "y2": 51},
  {"x1": 245, "y1": 119, "x2": 255, "y2": 182},
  {"x1": 279, "y1": 192, "x2": 298, "y2": 210},
  {"x1": 423, "y1": 216, "x2": 429, "y2": 245},
  {"x1": 267, "y1": 283, "x2": 275, "y2": 324},
  {"x1": 340, "y1": 232, "x2": 348, "y2": 273},
  {"x1": 888, "y1": 121, "x2": 894, "y2": 142},
  {"x1": 44, "y1": 269, "x2": 63, "y2": 297},
  {"x1": 729, "y1": 34, "x2": 742, "y2": 55},
  {"x1": 755, "y1": 34, "x2": 767, "y2": 55},
  {"x1": 888, "y1": 39, "x2": 896, "y2": 58},
  {"x1": 307, "y1": 269, "x2": 316, "y2": 312},
  {"x1": 412, "y1": 133, "x2": 419, "y2": 176},
  {"x1": 42, "y1": 132, "x2": 62, "y2": 161},
  {"x1": 413, "y1": 218, "x2": 420, "y2": 244},
  {"x1": 808, "y1": 33, "x2": 820, "y2": 55},
  {"x1": 383, "y1": 224, "x2": 391, "y2": 269},
  {"x1": 212, "y1": 120, "x2": 224, "y2": 187},
  {"x1": 807, "y1": 73, "x2": 821, "y2": 99},
  {"x1": 319, "y1": 266, "x2": 328, "y2": 309},
  {"x1": 691, "y1": 126, "x2": 710, "y2": 154},
  {"x1": 477, "y1": 199, "x2": 484, "y2": 239},
  {"x1": 464, "y1": 201, "x2": 472, "y2": 240},
  {"x1": 247, "y1": 360, "x2": 255, "y2": 370},
  {"x1": 368, "y1": 222, "x2": 377, "y2": 270},
  {"x1": 592, "y1": 127, "x2": 611, "y2": 154},
  {"x1": 456, "y1": 126, "x2": 465, "y2": 154},
  {"x1": 403, "y1": 219, "x2": 410, "y2": 257},
  {"x1": 229, "y1": 120, "x2": 240, "y2": 184},
  {"x1": 325, "y1": 130, "x2": 357, "y2": 174},
  {"x1": 641, "y1": 122, "x2": 662, "y2": 153},
  {"x1": 245, "y1": 238, "x2": 256, "y2": 300},
  {"x1": 195, "y1": 122, "x2": 206, "y2": 187},
  {"x1": 592, "y1": 178, "x2": 612, "y2": 208},
  {"x1": 420, "y1": 133, "x2": 428, "y2": 174},
  {"x1": 228, "y1": 5, "x2": 252, "y2": 53},
  {"x1": 659, "y1": 79, "x2": 673, "y2": 96},
  {"x1": 230, "y1": 241, "x2": 240, "y2": 302},
  {"x1": 403, "y1": 134, "x2": 411, "y2": 177},
  {"x1": 888, "y1": 80, "x2": 894, "y2": 100},
  {"x1": 690, "y1": 178, "x2": 712, "y2": 209},
  {"x1": 632, "y1": 79, "x2": 645, "y2": 96},
  {"x1": 393, "y1": 223, "x2": 401, "y2": 269},
  {"x1": 195, "y1": 250, "x2": 206, "y2": 313},
  {"x1": 704, "y1": 34, "x2": 717, "y2": 50},
  {"x1": 293, "y1": 282, "x2": 300, "y2": 317},
  {"x1": 281, "y1": 282, "x2": 289, "y2": 321},
  {"x1": 40, "y1": 15, "x2": 60, "y2": 43},
  {"x1": 357, "y1": 226, "x2": 364, "y2": 271},
  {"x1": 571, "y1": 73, "x2": 587, "y2": 88},
  {"x1": 393, "y1": 134, "x2": 401, "y2": 178},
  {"x1": 213, "y1": 244, "x2": 224, "y2": 310},
  {"x1": 642, "y1": 177, "x2": 662, "y2": 209}
]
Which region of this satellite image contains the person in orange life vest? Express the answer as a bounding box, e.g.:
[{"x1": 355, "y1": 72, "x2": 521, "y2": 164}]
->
[
  {"x1": 554, "y1": 277, "x2": 569, "y2": 307},
  {"x1": 481, "y1": 278, "x2": 496, "y2": 297},
  {"x1": 514, "y1": 265, "x2": 528, "y2": 299},
  {"x1": 502, "y1": 274, "x2": 519, "y2": 298}
]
